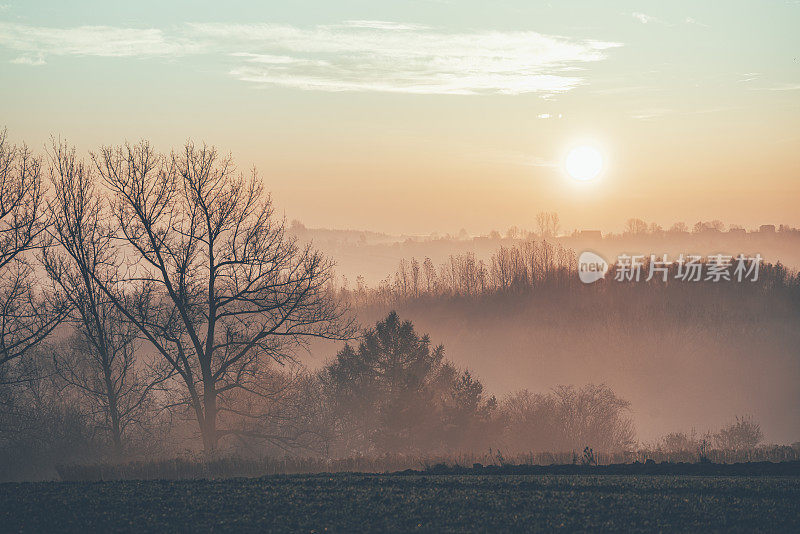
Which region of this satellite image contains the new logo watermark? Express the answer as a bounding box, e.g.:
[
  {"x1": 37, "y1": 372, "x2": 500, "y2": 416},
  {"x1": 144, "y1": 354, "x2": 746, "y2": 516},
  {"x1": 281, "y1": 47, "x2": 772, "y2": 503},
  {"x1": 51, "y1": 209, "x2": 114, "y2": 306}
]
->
[{"x1": 578, "y1": 251, "x2": 609, "y2": 284}]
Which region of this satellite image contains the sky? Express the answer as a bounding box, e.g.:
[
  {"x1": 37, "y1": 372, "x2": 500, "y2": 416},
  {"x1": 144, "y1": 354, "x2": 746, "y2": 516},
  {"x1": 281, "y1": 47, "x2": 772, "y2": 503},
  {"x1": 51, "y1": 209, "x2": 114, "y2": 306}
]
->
[{"x1": 1, "y1": 0, "x2": 798, "y2": 235}]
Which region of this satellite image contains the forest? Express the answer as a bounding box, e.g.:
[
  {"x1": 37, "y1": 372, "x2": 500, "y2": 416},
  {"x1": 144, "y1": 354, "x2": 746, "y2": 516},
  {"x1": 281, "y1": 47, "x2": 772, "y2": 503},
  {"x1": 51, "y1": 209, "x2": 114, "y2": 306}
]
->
[{"x1": 0, "y1": 130, "x2": 797, "y2": 481}]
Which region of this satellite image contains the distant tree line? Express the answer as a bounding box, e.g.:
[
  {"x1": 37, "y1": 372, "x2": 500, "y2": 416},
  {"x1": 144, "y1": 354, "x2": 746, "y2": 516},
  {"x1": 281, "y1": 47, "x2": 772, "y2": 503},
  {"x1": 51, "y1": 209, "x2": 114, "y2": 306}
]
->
[
  {"x1": 341, "y1": 241, "x2": 800, "y2": 307},
  {"x1": 380, "y1": 212, "x2": 800, "y2": 244},
  {"x1": 345, "y1": 241, "x2": 578, "y2": 305},
  {"x1": 656, "y1": 417, "x2": 764, "y2": 455}
]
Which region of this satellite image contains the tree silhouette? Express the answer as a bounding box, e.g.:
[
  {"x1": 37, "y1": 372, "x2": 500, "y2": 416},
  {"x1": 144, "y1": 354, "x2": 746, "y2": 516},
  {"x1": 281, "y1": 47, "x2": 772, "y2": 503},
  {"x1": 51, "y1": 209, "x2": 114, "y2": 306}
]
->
[
  {"x1": 90, "y1": 140, "x2": 354, "y2": 451},
  {"x1": 323, "y1": 311, "x2": 449, "y2": 453},
  {"x1": 322, "y1": 312, "x2": 496, "y2": 454},
  {"x1": 43, "y1": 140, "x2": 170, "y2": 455},
  {"x1": 0, "y1": 129, "x2": 66, "y2": 379}
]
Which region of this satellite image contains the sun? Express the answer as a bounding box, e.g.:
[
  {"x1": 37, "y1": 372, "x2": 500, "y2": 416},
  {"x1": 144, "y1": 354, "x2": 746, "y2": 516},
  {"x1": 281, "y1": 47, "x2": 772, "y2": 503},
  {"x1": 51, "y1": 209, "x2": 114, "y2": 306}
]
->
[{"x1": 565, "y1": 145, "x2": 604, "y2": 181}]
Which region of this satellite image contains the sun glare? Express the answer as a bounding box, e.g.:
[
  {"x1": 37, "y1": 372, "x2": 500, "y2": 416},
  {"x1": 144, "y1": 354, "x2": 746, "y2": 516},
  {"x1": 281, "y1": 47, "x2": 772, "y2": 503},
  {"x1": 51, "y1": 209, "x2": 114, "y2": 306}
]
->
[{"x1": 565, "y1": 145, "x2": 604, "y2": 181}]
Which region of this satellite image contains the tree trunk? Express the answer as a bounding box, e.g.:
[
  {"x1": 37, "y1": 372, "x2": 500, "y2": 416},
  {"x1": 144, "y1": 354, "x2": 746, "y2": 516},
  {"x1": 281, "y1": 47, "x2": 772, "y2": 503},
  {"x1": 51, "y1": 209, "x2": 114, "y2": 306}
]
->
[
  {"x1": 201, "y1": 380, "x2": 218, "y2": 453},
  {"x1": 102, "y1": 359, "x2": 124, "y2": 458},
  {"x1": 109, "y1": 411, "x2": 123, "y2": 457}
]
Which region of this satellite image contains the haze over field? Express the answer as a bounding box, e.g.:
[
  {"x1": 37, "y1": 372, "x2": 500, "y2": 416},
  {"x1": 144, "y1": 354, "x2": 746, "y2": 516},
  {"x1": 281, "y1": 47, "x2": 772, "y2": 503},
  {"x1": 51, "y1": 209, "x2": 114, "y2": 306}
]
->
[{"x1": 297, "y1": 231, "x2": 800, "y2": 445}]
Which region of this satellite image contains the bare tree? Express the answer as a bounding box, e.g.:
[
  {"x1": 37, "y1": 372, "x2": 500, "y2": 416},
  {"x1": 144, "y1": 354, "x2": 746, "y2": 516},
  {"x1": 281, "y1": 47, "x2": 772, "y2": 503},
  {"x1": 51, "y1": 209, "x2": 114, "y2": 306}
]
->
[
  {"x1": 43, "y1": 140, "x2": 169, "y2": 455},
  {"x1": 550, "y1": 212, "x2": 560, "y2": 238},
  {"x1": 714, "y1": 416, "x2": 763, "y2": 451},
  {"x1": 625, "y1": 218, "x2": 648, "y2": 235},
  {"x1": 658, "y1": 430, "x2": 699, "y2": 453},
  {"x1": 91, "y1": 140, "x2": 353, "y2": 451},
  {"x1": 669, "y1": 221, "x2": 688, "y2": 233},
  {"x1": 422, "y1": 257, "x2": 436, "y2": 294},
  {"x1": 501, "y1": 384, "x2": 635, "y2": 453},
  {"x1": 536, "y1": 213, "x2": 548, "y2": 238},
  {"x1": 0, "y1": 129, "x2": 65, "y2": 377},
  {"x1": 536, "y1": 212, "x2": 560, "y2": 239}
]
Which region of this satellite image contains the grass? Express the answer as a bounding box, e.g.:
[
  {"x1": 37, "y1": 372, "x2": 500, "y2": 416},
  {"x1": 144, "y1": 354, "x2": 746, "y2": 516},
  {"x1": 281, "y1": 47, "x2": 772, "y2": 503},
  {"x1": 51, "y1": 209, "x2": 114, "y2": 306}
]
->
[{"x1": 2, "y1": 473, "x2": 798, "y2": 532}]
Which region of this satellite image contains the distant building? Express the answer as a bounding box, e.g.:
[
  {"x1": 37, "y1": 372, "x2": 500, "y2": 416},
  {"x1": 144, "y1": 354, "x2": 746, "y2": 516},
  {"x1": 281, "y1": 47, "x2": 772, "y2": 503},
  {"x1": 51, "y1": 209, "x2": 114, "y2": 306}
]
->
[
  {"x1": 728, "y1": 228, "x2": 746, "y2": 235},
  {"x1": 759, "y1": 224, "x2": 776, "y2": 233},
  {"x1": 578, "y1": 230, "x2": 602, "y2": 239}
]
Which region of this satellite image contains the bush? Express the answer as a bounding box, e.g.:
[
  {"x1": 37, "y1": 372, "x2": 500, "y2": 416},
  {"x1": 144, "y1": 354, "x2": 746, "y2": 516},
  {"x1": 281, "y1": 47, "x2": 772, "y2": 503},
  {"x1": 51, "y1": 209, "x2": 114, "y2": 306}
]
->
[{"x1": 714, "y1": 416, "x2": 763, "y2": 451}]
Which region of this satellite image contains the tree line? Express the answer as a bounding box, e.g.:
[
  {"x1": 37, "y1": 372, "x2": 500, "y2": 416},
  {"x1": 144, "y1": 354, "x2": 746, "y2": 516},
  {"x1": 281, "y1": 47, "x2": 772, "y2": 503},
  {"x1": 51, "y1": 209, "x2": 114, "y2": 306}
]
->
[{"x1": 341, "y1": 241, "x2": 799, "y2": 307}]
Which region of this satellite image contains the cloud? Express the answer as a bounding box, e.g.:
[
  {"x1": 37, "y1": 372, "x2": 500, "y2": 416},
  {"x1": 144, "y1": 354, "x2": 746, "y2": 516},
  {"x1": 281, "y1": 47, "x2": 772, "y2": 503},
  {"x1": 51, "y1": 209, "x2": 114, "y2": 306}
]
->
[
  {"x1": 10, "y1": 54, "x2": 45, "y2": 66},
  {"x1": 337, "y1": 20, "x2": 432, "y2": 31},
  {"x1": 0, "y1": 22, "x2": 200, "y2": 58},
  {"x1": 629, "y1": 12, "x2": 677, "y2": 27},
  {"x1": 684, "y1": 17, "x2": 708, "y2": 27},
  {"x1": 738, "y1": 73, "x2": 800, "y2": 91},
  {"x1": 0, "y1": 20, "x2": 621, "y2": 96},
  {"x1": 739, "y1": 72, "x2": 761, "y2": 83},
  {"x1": 630, "y1": 108, "x2": 672, "y2": 120},
  {"x1": 191, "y1": 22, "x2": 620, "y2": 95},
  {"x1": 760, "y1": 83, "x2": 800, "y2": 91},
  {"x1": 631, "y1": 12, "x2": 659, "y2": 24},
  {"x1": 526, "y1": 156, "x2": 558, "y2": 168}
]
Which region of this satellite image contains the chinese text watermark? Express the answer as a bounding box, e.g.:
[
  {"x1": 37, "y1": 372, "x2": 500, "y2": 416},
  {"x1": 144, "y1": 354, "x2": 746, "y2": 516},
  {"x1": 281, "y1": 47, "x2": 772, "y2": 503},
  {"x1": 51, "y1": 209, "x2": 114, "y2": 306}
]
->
[{"x1": 578, "y1": 252, "x2": 762, "y2": 284}]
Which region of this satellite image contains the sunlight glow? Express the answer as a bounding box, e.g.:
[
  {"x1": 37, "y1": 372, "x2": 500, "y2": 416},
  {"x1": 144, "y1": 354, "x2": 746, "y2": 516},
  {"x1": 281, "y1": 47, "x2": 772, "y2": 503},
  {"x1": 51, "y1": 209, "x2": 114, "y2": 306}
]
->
[{"x1": 565, "y1": 145, "x2": 604, "y2": 181}]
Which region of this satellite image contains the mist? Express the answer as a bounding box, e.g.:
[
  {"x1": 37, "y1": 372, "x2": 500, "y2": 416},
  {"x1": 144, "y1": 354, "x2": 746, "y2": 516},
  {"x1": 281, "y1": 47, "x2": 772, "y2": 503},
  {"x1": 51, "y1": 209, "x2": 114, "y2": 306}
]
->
[{"x1": 304, "y1": 237, "x2": 800, "y2": 445}]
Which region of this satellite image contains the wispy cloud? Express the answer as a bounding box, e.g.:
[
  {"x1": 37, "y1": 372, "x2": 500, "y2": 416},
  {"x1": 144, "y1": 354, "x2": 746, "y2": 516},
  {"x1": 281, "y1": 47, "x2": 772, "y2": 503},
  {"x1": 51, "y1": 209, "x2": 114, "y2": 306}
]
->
[
  {"x1": 337, "y1": 20, "x2": 432, "y2": 31},
  {"x1": 738, "y1": 73, "x2": 800, "y2": 91},
  {"x1": 629, "y1": 13, "x2": 702, "y2": 27},
  {"x1": 630, "y1": 12, "x2": 661, "y2": 25},
  {"x1": 0, "y1": 22, "x2": 200, "y2": 59},
  {"x1": 0, "y1": 20, "x2": 621, "y2": 95},
  {"x1": 525, "y1": 156, "x2": 558, "y2": 168},
  {"x1": 759, "y1": 83, "x2": 800, "y2": 91},
  {"x1": 193, "y1": 22, "x2": 621, "y2": 95},
  {"x1": 684, "y1": 17, "x2": 709, "y2": 27},
  {"x1": 10, "y1": 54, "x2": 45, "y2": 66},
  {"x1": 630, "y1": 108, "x2": 672, "y2": 120},
  {"x1": 739, "y1": 72, "x2": 762, "y2": 83}
]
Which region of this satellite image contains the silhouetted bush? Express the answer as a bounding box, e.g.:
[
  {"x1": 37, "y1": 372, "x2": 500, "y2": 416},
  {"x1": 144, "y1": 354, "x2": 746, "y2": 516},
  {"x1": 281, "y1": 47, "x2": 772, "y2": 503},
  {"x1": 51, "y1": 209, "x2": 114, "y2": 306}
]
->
[{"x1": 499, "y1": 384, "x2": 636, "y2": 453}]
